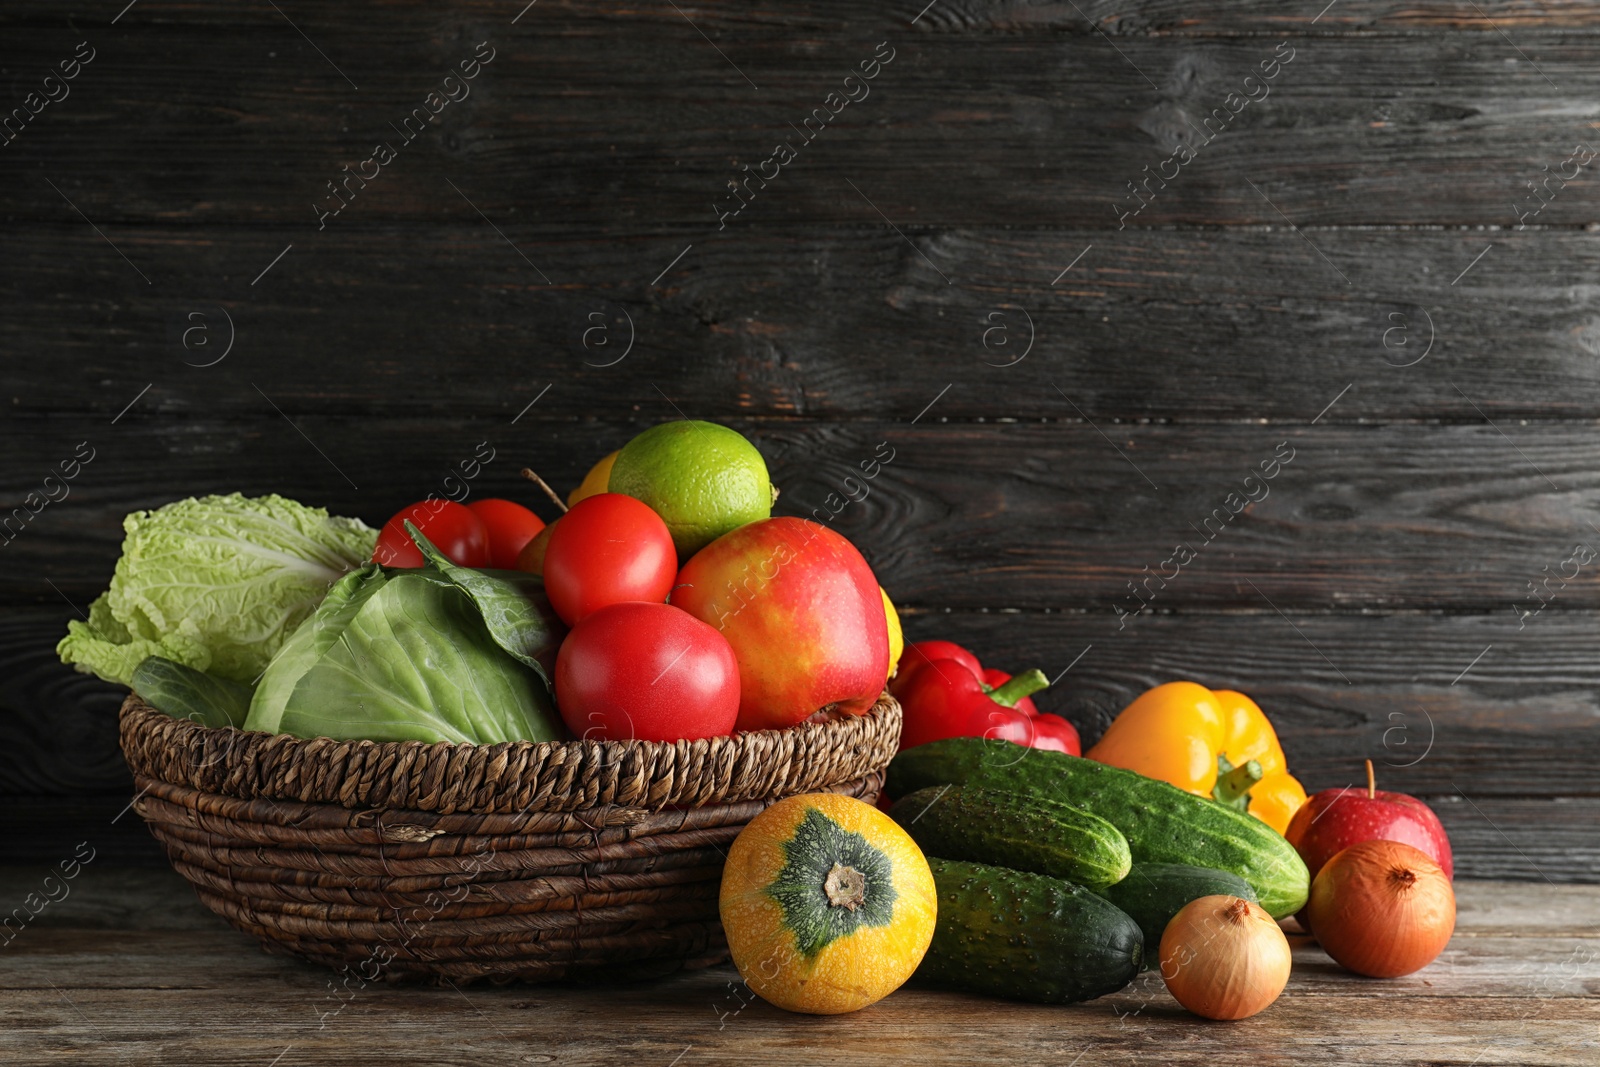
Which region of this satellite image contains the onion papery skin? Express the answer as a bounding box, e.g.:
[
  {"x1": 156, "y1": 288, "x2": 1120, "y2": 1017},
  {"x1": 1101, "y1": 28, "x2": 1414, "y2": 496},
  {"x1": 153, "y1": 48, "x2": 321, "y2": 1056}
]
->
[
  {"x1": 1159, "y1": 895, "x2": 1292, "y2": 1021},
  {"x1": 1305, "y1": 839, "x2": 1455, "y2": 979}
]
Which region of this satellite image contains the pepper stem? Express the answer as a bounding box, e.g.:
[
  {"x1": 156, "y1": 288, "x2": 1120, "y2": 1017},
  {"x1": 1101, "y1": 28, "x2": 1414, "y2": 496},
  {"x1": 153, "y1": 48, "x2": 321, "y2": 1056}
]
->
[
  {"x1": 987, "y1": 669, "x2": 1050, "y2": 707},
  {"x1": 1213, "y1": 755, "x2": 1263, "y2": 808}
]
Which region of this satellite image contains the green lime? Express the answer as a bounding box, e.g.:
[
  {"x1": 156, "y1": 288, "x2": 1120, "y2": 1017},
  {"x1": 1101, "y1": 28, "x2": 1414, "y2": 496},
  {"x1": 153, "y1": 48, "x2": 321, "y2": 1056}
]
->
[{"x1": 609, "y1": 421, "x2": 772, "y2": 558}]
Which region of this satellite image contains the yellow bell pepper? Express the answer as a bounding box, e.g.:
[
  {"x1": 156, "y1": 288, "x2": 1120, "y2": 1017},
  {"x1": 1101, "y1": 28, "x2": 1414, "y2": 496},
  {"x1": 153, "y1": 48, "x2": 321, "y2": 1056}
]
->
[{"x1": 1085, "y1": 681, "x2": 1307, "y2": 834}]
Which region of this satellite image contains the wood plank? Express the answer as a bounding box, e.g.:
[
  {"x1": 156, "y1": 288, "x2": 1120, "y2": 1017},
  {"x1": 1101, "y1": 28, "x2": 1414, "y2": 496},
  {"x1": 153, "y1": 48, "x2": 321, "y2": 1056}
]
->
[
  {"x1": 1, "y1": 881, "x2": 1596, "y2": 1067},
  {"x1": 0, "y1": 613, "x2": 129, "y2": 794},
  {"x1": 6, "y1": 418, "x2": 1599, "y2": 612},
  {"x1": 1449, "y1": 878, "x2": 1600, "y2": 933},
  {"x1": 0, "y1": 866, "x2": 218, "y2": 934},
  {"x1": 894, "y1": 612, "x2": 1600, "y2": 802},
  {"x1": 5, "y1": 30, "x2": 1600, "y2": 228},
  {"x1": 4, "y1": 986, "x2": 1592, "y2": 1067},
  {"x1": 7, "y1": 0, "x2": 1600, "y2": 34},
  {"x1": 11, "y1": 0, "x2": 1600, "y2": 32},
  {"x1": 918, "y1": 1, "x2": 1600, "y2": 33},
  {"x1": 1370, "y1": 798, "x2": 1598, "y2": 883},
  {"x1": 6, "y1": 927, "x2": 1595, "y2": 998},
  {"x1": 9, "y1": 227, "x2": 1600, "y2": 423},
  {"x1": 0, "y1": 797, "x2": 167, "y2": 868}
]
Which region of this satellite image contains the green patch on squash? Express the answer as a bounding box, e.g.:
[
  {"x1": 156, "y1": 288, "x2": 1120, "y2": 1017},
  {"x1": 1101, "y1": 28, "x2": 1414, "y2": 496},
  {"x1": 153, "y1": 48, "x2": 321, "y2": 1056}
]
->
[{"x1": 766, "y1": 807, "x2": 899, "y2": 958}]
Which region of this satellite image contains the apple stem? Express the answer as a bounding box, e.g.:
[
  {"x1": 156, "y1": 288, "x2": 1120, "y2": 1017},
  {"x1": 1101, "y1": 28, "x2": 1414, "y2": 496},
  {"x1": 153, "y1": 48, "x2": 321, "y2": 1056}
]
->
[
  {"x1": 1366, "y1": 757, "x2": 1375, "y2": 800},
  {"x1": 987, "y1": 669, "x2": 1050, "y2": 707},
  {"x1": 520, "y1": 468, "x2": 569, "y2": 514}
]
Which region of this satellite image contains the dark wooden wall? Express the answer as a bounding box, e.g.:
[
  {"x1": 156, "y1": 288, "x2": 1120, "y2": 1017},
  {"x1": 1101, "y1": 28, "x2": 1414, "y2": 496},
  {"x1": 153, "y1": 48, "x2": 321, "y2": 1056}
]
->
[{"x1": 3, "y1": 2, "x2": 1597, "y2": 879}]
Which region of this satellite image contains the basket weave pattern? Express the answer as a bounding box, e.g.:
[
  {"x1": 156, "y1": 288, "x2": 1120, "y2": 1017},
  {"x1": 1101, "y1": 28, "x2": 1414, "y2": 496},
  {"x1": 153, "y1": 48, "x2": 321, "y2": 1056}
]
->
[{"x1": 119, "y1": 693, "x2": 901, "y2": 983}]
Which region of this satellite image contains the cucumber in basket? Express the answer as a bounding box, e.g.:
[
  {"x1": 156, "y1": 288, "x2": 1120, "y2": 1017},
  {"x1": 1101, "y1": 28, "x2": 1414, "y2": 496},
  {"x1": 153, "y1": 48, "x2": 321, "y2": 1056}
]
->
[
  {"x1": 1093, "y1": 862, "x2": 1259, "y2": 970},
  {"x1": 888, "y1": 784, "x2": 1131, "y2": 890},
  {"x1": 916, "y1": 858, "x2": 1143, "y2": 1003},
  {"x1": 886, "y1": 737, "x2": 1309, "y2": 918}
]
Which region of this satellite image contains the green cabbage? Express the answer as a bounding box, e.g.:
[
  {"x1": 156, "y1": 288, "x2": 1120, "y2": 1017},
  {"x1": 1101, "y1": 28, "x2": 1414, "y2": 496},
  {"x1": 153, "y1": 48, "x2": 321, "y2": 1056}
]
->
[
  {"x1": 131, "y1": 656, "x2": 254, "y2": 730},
  {"x1": 57, "y1": 493, "x2": 377, "y2": 687},
  {"x1": 243, "y1": 529, "x2": 566, "y2": 745}
]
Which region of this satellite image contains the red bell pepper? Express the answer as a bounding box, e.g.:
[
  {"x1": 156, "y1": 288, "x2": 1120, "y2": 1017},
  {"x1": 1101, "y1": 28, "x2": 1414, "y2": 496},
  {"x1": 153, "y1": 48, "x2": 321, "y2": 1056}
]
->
[{"x1": 889, "y1": 640, "x2": 1081, "y2": 755}]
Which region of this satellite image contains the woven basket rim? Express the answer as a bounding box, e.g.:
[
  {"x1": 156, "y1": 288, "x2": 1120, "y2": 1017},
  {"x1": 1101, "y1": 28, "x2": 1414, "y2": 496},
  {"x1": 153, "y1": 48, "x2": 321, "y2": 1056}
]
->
[{"x1": 119, "y1": 691, "x2": 901, "y2": 815}]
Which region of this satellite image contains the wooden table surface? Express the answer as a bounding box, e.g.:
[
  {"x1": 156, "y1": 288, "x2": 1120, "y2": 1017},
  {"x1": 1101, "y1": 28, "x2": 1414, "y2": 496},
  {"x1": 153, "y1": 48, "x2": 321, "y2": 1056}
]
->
[{"x1": 3, "y1": 865, "x2": 1594, "y2": 1066}]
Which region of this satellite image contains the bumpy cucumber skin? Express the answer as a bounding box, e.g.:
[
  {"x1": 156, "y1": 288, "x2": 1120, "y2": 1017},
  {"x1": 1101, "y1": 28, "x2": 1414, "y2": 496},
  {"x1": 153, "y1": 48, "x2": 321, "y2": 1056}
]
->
[
  {"x1": 889, "y1": 785, "x2": 1132, "y2": 890},
  {"x1": 916, "y1": 858, "x2": 1142, "y2": 1003},
  {"x1": 887, "y1": 738, "x2": 1310, "y2": 918},
  {"x1": 1094, "y1": 862, "x2": 1258, "y2": 970}
]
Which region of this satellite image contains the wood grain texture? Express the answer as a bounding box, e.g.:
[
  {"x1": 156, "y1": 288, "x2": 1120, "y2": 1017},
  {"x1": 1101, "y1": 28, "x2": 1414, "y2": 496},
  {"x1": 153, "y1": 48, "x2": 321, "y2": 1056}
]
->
[
  {"x1": 3, "y1": 28, "x2": 1599, "y2": 228},
  {"x1": 10, "y1": 1, "x2": 1600, "y2": 33},
  {"x1": 0, "y1": 614, "x2": 127, "y2": 794},
  {"x1": 2, "y1": 874, "x2": 1596, "y2": 1067},
  {"x1": 5, "y1": 418, "x2": 1598, "y2": 612},
  {"x1": 10, "y1": 0, "x2": 1600, "y2": 34},
  {"x1": 0, "y1": 797, "x2": 165, "y2": 867},
  {"x1": 8, "y1": 227, "x2": 1600, "y2": 422}
]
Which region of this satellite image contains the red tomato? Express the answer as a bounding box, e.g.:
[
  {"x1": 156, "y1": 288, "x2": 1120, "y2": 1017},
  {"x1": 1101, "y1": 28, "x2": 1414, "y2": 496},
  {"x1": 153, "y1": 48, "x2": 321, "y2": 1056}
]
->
[
  {"x1": 373, "y1": 499, "x2": 490, "y2": 568},
  {"x1": 542, "y1": 493, "x2": 676, "y2": 625},
  {"x1": 1029, "y1": 713, "x2": 1082, "y2": 756},
  {"x1": 467, "y1": 498, "x2": 546, "y2": 570},
  {"x1": 554, "y1": 602, "x2": 739, "y2": 742}
]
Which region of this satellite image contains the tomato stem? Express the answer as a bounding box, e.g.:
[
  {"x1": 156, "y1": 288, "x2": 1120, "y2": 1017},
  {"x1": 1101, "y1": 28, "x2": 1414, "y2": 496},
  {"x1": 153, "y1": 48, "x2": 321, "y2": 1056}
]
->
[{"x1": 987, "y1": 669, "x2": 1050, "y2": 707}]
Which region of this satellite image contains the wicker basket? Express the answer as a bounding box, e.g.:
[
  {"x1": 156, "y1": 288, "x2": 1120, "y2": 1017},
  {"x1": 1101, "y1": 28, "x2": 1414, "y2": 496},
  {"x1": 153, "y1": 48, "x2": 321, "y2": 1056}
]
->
[{"x1": 118, "y1": 692, "x2": 901, "y2": 984}]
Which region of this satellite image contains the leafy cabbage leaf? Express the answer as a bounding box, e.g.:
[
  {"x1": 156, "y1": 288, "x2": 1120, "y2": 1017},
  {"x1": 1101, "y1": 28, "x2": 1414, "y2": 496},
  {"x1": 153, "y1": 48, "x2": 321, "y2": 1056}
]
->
[
  {"x1": 243, "y1": 564, "x2": 565, "y2": 745},
  {"x1": 131, "y1": 656, "x2": 254, "y2": 730},
  {"x1": 57, "y1": 493, "x2": 376, "y2": 686},
  {"x1": 408, "y1": 522, "x2": 563, "y2": 678}
]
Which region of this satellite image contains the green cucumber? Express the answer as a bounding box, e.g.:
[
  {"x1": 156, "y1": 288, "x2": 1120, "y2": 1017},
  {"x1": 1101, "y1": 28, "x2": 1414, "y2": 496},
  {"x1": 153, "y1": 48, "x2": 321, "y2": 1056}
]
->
[
  {"x1": 888, "y1": 784, "x2": 1131, "y2": 890},
  {"x1": 887, "y1": 737, "x2": 1309, "y2": 918},
  {"x1": 916, "y1": 858, "x2": 1142, "y2": 1003},
  {"x1": 1094, "y1": 863, "x2": 1258, "y2": 970}
]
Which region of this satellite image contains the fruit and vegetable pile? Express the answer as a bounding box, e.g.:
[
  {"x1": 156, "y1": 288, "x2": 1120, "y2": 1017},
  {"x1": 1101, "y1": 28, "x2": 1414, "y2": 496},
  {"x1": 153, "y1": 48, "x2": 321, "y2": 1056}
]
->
[
  {"x1": 60, "y1": 420, "x2": 893, "y2": 745},
  {"x1": 59, "y1": 421, "x2": 1459, "y2": 1019},
  {"x1": 723, "y1": 699, "x2": 1456, "y2": 1019}
]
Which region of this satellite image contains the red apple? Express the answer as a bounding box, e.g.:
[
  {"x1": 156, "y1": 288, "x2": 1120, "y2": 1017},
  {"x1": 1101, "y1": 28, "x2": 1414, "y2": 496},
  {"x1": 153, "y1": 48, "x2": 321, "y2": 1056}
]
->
[
  {"x1": 670, "y1": 517, "x2": 889, "y2": 731},
  {"x1": 1285, "y1": 760, "x2": 1453, "y2": 881}
]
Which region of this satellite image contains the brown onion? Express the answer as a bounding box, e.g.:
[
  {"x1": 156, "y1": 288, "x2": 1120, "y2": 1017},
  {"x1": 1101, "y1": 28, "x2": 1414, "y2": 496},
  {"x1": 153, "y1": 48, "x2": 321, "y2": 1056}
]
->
[
  {"x1": 1305, "y1": 839, "x2": 1455, "y2": 978},
  {"x1": 1160, "y1": 895, "x2": 1292, "y2": 1020}
]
